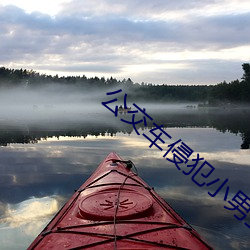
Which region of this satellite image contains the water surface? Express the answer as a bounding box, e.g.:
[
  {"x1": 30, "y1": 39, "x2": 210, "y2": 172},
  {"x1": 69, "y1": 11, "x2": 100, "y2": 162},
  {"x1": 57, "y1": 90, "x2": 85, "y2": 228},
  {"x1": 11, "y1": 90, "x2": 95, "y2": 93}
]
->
[{"x1": 0, "y1": 106, "x2": 250, "y2": 249}]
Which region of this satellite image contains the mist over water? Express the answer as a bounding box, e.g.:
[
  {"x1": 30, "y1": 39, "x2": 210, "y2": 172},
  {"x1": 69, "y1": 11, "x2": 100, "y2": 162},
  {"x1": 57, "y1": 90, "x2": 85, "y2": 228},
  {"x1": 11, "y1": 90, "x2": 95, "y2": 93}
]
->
[
  {"x1": 0, "y1": 85, "x2": 107, "y2": 122},
  {"x1": 0, "y1": 84, "x2": 198, "y2": 127},
  {"x1": 0, "y1": 84, "x2": 250, "y2": 149}
]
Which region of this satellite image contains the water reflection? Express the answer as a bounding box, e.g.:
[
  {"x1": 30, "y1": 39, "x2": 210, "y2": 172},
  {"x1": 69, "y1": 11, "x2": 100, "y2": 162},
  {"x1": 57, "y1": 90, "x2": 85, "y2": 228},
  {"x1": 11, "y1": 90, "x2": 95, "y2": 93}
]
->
[
  {"x1": 0, "y1": 108, "x2": 250, "y2": 149},
  {"x1": 0, "y1": 196, "x2": 61, "y2": 250},
  {"x1": 0, "y1": 196, "x2": 59, "y2": 228},
  {"x1": 0, "y1": 108, "x2": 250, "y2": 249}
]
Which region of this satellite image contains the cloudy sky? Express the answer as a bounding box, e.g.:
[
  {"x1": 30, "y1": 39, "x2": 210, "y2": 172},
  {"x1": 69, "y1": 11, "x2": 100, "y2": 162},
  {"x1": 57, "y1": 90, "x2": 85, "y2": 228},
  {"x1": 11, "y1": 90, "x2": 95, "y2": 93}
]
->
[{"x1": 0, "y1": 0, "x2": 250, "y2": 85}]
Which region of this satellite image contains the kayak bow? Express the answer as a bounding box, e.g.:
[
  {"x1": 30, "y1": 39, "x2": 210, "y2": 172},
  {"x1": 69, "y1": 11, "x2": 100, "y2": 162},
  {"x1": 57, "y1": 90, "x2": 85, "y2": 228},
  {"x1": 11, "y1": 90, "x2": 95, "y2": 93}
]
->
[{"x1": 28, "y1": 152, "x2": 213, "y2": 249}]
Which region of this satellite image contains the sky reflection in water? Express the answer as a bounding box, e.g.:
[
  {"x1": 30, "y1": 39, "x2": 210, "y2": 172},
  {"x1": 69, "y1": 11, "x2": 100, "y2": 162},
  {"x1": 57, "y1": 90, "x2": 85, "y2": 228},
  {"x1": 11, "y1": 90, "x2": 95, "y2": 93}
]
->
[{"x1": 0, "y1": 125, "x2": 250, "y2": 249}]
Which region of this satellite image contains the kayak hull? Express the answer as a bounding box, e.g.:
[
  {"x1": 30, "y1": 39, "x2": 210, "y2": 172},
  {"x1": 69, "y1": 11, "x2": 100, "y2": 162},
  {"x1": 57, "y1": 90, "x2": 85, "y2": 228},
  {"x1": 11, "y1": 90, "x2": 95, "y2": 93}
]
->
[{"x1": 28, "y1": 152, "x2": 213, "y2": 249}]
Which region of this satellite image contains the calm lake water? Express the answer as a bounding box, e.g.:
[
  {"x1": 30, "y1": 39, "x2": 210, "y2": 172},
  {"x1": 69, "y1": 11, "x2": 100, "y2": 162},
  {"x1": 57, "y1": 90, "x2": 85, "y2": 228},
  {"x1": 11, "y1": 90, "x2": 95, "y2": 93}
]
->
[{"x1": 0, "y1": 104, "x2": 250, "y2": 249}]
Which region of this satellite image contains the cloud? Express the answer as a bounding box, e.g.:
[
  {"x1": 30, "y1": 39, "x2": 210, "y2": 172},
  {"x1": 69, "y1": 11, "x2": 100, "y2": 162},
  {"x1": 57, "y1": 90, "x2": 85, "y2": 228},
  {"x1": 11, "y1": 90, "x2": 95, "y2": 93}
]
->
[
  {"x1": 0, "y1": 1, "x2": 250, "y2": 84},
  {"x1": 58, "y1": 0, "x2": 241, "y2": 19}
]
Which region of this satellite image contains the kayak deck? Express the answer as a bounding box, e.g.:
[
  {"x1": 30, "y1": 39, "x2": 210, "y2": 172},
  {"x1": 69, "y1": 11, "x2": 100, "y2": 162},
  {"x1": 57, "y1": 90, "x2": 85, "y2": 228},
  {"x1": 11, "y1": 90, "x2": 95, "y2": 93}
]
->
[{"x1": 28, "y1": 152, "x2": 213, "y2": 249}]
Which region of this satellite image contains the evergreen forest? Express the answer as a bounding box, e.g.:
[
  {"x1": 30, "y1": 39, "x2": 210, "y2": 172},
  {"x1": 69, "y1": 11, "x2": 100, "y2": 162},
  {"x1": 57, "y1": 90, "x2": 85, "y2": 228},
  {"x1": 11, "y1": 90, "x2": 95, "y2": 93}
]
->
[{"x1": 0, "y1": 63, "x2": 250, "y2": 105}]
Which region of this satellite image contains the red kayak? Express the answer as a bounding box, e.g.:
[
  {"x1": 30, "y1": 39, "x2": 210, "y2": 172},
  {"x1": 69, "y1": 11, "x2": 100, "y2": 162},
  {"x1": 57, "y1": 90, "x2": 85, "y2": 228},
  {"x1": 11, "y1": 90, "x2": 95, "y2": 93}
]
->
[{"x1": 28, "y1": 152, "x2": 213, "y2": 249}]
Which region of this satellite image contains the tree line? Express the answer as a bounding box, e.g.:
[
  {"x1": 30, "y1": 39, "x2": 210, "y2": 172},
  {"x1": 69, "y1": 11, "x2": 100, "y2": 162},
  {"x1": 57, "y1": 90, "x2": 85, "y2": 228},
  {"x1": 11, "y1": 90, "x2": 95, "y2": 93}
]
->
[
  {"x1": 0, "y1": 63, "x2": 249, "y2": 104},
  {"x1": 208, "y1": 63, "x2": 250, "y2": 105}
]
